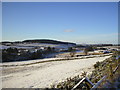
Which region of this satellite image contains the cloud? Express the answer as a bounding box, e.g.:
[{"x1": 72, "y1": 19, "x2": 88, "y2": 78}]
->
[{"x1": 64, "y1": 29, "x2": 74, "y2": 32}]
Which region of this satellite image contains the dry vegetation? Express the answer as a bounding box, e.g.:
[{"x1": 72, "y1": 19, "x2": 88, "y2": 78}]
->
[{"x1": 48, "y1": 51, "x2": 120, "y2": 90}]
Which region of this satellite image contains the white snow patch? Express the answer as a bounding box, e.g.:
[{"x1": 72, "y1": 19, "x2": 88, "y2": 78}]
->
[{"x1": 2, "y1": 56, "x2": 111, "y2": 88}]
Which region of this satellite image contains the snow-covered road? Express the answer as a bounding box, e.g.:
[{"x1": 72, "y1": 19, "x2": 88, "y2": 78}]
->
[{"x1": 2, "y1": 56, "x2": 111, "y2": 88}]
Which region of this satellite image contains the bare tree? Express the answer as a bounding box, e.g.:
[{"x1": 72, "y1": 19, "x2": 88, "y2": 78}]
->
[
  {"x1": 84, "y1": 48, "x2": 88, "y2": 55},
  {"x1": 70, "y1": 51, "x2": 76, "y2": 57}
]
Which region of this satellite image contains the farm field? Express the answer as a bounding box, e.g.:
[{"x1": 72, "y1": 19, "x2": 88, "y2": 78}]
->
[{"x1": 2, "y1": 55, "x2": 111, "y2": 88}]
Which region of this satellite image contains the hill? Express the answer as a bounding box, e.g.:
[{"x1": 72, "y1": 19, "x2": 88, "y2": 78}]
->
[{"x1": 22, "y1": 39, "x2": 76, "y2": 45}]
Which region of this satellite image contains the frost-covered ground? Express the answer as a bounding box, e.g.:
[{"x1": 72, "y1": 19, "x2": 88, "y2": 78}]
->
[
  {"x1": 17, "y1": 43, "x2": 73, "y2": 49},
  {"x1": 0, "y1": 43, "x2": 73, "y2": 50},
  {"x1": 2, "y1": 55, "x2": 111, "y2": 88},
  {"x1": 0, "y1": 45, "x2": 34, "y2": 49},
  {"x1": 1, "y1": 58, "x2": 64, "y2": 66}
]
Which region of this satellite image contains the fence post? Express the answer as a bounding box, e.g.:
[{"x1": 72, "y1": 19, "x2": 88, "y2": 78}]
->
[{"x1": 109, "y1": 64, "x2": 113, "y2": 81}]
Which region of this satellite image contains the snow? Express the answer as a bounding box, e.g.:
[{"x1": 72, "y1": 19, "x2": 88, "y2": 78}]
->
[
  {"x1": 16, "y1": 43, "x2": 73, "y2": 49},
  {"x1": 2, "y1": 55, "x2": 111, "y2": 88},
  {"x1": 0, "y1": 45, "x2": 34, "y2": 49},
  {"x1": 0, "y1": 43, "x2": 73, "y2": 50},
  {"x1": 16, "y1": 43, "x2": 59, "y2": 47},
  {"x1": 1, "y1": 58, "x2": 64, "y2": 66}
]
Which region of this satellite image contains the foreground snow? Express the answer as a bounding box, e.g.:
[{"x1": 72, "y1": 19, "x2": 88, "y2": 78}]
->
[{"x1": 2, "y1": 56, "x2": 111, "y2": 88}]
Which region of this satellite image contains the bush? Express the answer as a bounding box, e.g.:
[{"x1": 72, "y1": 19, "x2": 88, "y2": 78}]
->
[{"x1": 94, "y1": 61, "x2": 100, "y2": 68}]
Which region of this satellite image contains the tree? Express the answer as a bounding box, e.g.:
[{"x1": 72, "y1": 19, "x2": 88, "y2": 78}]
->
[
  {"x1": 68, "y1": 47, "x2": 76, "y2": 57},
  {"x1": 6, "y1": 47, "x2": 18, "y2": 53},
  {"x1": 68, "y1": 47, "x2": 73, "y2": 52},
  {"x1": 84, "y1": 46, "x2": 94, "y2": 55},
  {"x1": 46, "y1": 46, "x2": 52, "y2": 52},
  {"x1": 70, "y1": 51, "x2": 76, "y2": 57},
  {"x1": 30, "y1": 50, "x2": 43, "y2": 59},
  {"x1": 84, "y1": 48, "x2": 88, "y2": 55}
]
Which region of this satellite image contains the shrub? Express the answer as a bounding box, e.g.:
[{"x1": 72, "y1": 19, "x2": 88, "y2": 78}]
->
[{"x1": 94, "y1": 61, "x2": 100, "y2": 68}]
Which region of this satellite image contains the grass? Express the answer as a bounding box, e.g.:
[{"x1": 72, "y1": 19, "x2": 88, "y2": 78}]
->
[
  {"x1": 90, "y1": 53, "x2": 120, "y2": 88},
  {"x1": 48, "y1": 52, "x2": 119, "y2": 89}
]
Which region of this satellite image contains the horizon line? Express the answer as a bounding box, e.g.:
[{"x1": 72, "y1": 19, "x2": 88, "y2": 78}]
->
[
  {"x1": 1, "y1": 39, "x2": 118, "y2": 45},
  {"x1": 1, "y1": 0, "x2": 120, "y2": 2}
]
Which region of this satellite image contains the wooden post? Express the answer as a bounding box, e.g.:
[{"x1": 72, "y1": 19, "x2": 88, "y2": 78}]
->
[
  {"x1": 108, "y1": 64, "x2": 114, "y2": 85},
  {"x1": 91, "y1": 76, "x2": 107, "y2": 89},
  {"x1": 71, "y1": 77, "x2": 94, "y2": 90}
]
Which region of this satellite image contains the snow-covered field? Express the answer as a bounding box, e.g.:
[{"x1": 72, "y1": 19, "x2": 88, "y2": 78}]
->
[
  {"x1": 2, "y1": 55, "x2": 111, "y2": 88},
  {"x1": 1, "y1": 58, "x2": 64, "y2": 66},
  {"x1": 17, "y1": 43, "x2": 73, "y2": 49},
  {"x1": 0, "y1": 43, "x2": 73, "y2": 50},
  {"x1": 0, "y1": 45, "x2": 34, "y2": 49}
]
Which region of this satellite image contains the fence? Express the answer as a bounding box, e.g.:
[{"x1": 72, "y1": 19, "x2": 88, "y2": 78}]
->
[{"x1": 71, "y1": 63, "x2": 120, "y2": 90}]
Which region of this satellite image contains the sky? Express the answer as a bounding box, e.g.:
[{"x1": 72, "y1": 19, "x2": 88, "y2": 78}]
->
[{"x1": 2, "y1": 2, "x2": 118, "y2": 44}]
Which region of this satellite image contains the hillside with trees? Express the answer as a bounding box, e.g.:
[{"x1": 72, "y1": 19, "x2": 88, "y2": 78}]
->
[{"x1": 23, "y1": 39, "x2": 76, "y2": 45}]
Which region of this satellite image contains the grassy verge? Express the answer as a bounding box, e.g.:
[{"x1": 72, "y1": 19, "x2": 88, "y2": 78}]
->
[{"x1": 48, "y1": 52, "x2": 120, "y2": 89}]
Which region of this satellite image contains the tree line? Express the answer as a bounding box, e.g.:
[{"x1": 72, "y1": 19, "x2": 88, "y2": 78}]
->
[{"x1": 2, "y1": 47, "x2": 56, "y2": 62}]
